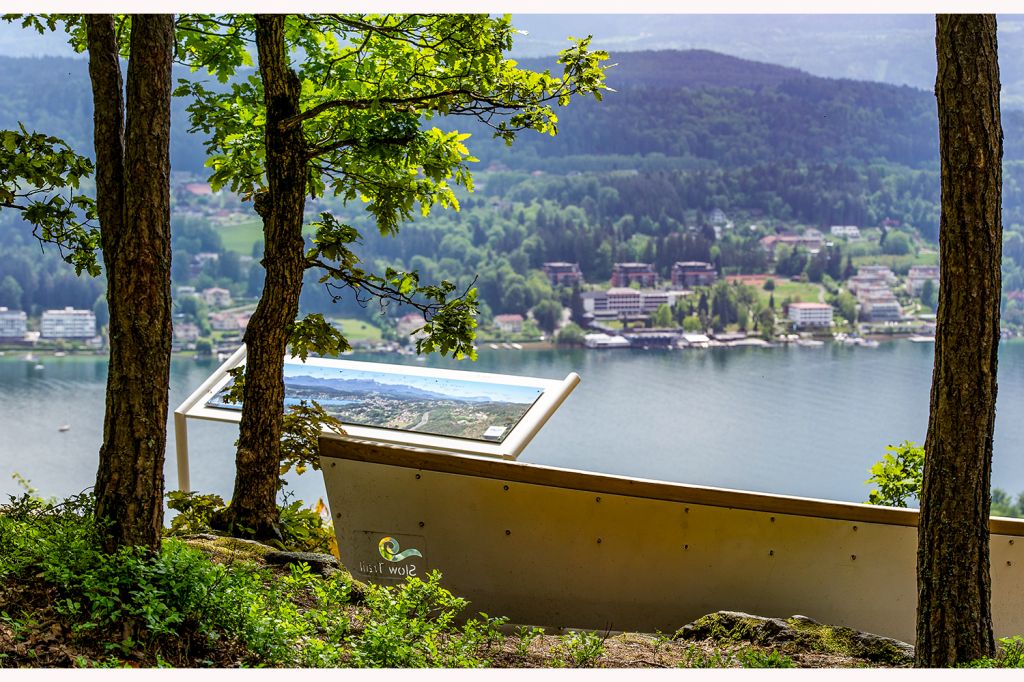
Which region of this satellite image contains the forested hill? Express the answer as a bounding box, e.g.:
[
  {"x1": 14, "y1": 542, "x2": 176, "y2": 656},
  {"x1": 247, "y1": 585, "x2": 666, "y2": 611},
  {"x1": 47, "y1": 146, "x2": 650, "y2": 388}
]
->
[
  {"x1": 3, "y1": 50, "x2": 1022, "y2": 177},
  {"x1": 0, "y1": 56, "x2": 209, "y2": 172},
  {"x1": 485, "y1": 49, "x2": 1023, "y2": 171}
]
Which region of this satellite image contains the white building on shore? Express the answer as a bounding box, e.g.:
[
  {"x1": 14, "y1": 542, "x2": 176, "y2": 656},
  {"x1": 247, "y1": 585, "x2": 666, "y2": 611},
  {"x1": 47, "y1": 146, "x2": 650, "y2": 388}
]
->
[
  {"x1": 582, "y1": 289, "x2": 688, "y2": 319},
  {"x1": 0, "y1": 307, "x2": 28, "y2": 339},
  {"x1": 788, "y1": 302, "x2": 834, "y2": 329},
  {"x1": 41, "y1": 307, "x2": 96, "y2": 338}
]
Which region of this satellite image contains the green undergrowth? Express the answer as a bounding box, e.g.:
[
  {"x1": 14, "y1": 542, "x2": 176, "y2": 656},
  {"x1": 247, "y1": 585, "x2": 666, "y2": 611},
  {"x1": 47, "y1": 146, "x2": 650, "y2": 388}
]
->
[
  {"x1": 0, "y1": 493, "x2": 504, "y2": 668},
  {"x1": 6, "y1": 492, "x2": 1020, "y2": 669},
  {"x1": 961, "y1": 637, "x2": 1024, "y2": 668},
  {"x1": 679, "y1": 645, "x2": 796, "y2": 669},
  {"x1": 165, "y1": 489, "x2": 338, "y2": 554}
]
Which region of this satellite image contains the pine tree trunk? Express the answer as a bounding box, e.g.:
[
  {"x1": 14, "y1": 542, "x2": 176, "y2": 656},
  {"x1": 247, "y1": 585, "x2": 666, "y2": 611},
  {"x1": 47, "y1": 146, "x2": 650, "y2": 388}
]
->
[
  {"x1": 219, "y1": 14, "x2": 307, "y2": 539},
  {"x1": 88, "y1": 15, "x2": 175, "y2": 552},
  {"x1": 916, "y1": 14, "x2": 1002, "y2": 667}
]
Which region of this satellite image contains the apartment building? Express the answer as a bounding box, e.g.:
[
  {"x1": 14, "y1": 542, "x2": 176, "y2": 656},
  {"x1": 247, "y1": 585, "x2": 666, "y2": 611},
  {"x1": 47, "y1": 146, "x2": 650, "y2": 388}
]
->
[{"x1": 41, "y1": 307, "x2": 97, "y2": 338}]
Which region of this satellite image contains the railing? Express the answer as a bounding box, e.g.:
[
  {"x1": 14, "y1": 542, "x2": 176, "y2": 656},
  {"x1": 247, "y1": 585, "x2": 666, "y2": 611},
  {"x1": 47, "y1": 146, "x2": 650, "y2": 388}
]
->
[{"x1": 320, "y1": 434, "x2": 1024, "y2": 642}]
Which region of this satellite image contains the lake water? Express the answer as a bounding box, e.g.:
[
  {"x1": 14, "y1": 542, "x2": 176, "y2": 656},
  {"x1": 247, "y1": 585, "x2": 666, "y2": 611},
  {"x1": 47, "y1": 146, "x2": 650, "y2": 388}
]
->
[{"x1": 3, "y1": 340, "x2": 1024, "y2": 507}]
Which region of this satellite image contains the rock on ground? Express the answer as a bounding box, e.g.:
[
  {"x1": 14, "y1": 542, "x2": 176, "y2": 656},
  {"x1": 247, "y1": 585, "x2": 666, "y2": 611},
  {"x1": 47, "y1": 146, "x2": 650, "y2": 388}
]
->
[{"x1": 675, "y1": 610, "x2": 915, "y2": 665}]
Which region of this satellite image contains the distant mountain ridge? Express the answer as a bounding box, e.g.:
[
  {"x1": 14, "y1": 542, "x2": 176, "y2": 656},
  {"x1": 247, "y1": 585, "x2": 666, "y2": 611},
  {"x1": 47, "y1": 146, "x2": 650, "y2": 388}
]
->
[
  {"x1": 474, "y1": 48, "x2": 1024, "y2": 170},
  {"x1": 506, "y1": 14, "x2": 1024, "y2": 110},
  {"x1": 286, "y1": 374, "x2": 492, "y2": 403},
  {"x1": 1, "y1": 49, "x2": 1021, "y2": 175},
  {"x1": 520, "y1": 48, "x2": 815, "y2": 91}
]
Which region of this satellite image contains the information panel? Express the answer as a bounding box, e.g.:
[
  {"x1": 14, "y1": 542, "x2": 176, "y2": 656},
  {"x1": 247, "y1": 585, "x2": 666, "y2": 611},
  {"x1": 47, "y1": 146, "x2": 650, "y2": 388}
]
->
[
  {"x1": 173, "y1": 345, "x2": 580, "y2": 491},
  {"x1": 206, "y1": 357, "x2": 546, "y2": 445}
]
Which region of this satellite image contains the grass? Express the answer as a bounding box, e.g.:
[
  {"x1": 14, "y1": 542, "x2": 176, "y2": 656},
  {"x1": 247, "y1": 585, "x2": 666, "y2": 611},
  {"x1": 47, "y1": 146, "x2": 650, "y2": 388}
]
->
[
  {"x1": 756, "y1": 280, "x2": 824, "y2": 308},
  {"x1": 333, "y1": 318, "x2": 383, "y2": 344},
  {"x1": 215, "y1": 218, "x2": 316, "y2": 256},
  {"x1": 214, "y1": 218, "x2": 264, "y2": 255}
]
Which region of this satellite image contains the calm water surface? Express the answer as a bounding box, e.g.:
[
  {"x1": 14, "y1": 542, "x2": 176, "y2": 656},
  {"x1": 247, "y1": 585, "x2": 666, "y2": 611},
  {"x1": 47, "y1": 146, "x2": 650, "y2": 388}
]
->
[{"x1": 3, "y1": 341, "x2": 1024, "y2": 506}]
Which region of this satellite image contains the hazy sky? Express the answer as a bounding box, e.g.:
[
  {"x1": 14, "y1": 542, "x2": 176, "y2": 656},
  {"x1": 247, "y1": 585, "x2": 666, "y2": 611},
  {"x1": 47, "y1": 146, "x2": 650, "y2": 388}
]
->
[{"x1": 2, "y1": 14, "x2": 1020, "y2": 105}]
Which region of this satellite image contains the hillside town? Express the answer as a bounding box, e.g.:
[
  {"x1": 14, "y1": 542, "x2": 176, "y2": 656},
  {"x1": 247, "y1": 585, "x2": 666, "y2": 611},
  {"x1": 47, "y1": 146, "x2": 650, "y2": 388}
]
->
[
  {"x1": 0, "y1": 209, "x2": 951, "y2": 356},
  {"x1": 519, "y1": 219, "x2": 945, "y2": 350}
]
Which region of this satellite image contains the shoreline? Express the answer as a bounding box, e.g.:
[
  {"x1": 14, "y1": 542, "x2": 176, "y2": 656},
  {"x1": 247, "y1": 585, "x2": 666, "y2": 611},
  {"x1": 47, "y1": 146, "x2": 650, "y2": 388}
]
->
[{"x1": 3, "y1": 334, "x2": 1023, "y2": 362}]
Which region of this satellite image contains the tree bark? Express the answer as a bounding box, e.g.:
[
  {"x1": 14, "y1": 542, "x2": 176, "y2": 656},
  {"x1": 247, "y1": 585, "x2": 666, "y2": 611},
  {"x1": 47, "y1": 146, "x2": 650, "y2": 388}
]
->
[
  {"x1": 88, "y1": 14, "x2": 175, "y2": 552},
  {"x1": 916, "y1": 14, "x2": 1002, "y2": 667},
  {"x1": 218, "y1": 14, "x2": 307, "y2": 539}
]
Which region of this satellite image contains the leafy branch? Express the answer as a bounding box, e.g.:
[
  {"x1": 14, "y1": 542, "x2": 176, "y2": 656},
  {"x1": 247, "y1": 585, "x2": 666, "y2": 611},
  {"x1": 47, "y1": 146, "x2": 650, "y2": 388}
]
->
[
  {"x1": 0, "y1": 125, "x2": 101, "y2": 276},
  {"x1": 301, "y1": 211, "x2": 479, "y2": 360}
]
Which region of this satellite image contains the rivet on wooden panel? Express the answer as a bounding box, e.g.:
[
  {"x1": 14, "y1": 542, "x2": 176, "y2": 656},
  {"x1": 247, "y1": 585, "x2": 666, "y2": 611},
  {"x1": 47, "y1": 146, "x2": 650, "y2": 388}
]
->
[
  {"x1": 330, "y1": 462, "x2": 335, "y2": 468},
  {"x1": 684, "y1": 544, "x2": 689, "y2": 550},
  {"x1": 503, "y1": 484, "x2": 509, "y2": 491},
  {"x1": 853, "y1": 525, "x2": 858, "y2": 531},
  {"x1": 851, "y1": 555, "x2": 857, "y2": 561},
  {"x1": 1008, "y1": 561, "x2": 1013, "y2": 567},
  {"x1": 596, "y1": 496, "x2": 601, "y2": 503},
  {"x1": 1011, "y1": 539, "x2": 1015, "y2": 545},
  {"x1": 684, "y1": 507, "x2": 689, "y2": 513},
  {"x1": 419, "y1": 521, "x2": 425, "y2": 528},
  {"x1": 505, "y1": 530, "x2": 511, "y2": 536},
  {"x1": 415, "y1": 473, "x2": 421, "y2": 480},
  {"x1": 769, "y1": 550, "x2": 774, "y2": 556},
  {"x1": 597, "y1": 538, "x2": 602, "y2": 544},
  {"x1": 336, "y1": 512, "x2": 342, "y2": 518},
  {"x1": 770, "y1": 517, "x2": 775, "y2": 523}
]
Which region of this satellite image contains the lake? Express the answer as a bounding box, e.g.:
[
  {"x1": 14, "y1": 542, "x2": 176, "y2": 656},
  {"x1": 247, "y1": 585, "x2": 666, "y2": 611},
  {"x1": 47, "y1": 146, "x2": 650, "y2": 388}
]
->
[{"x1": 3, "y1": 340, "x2": 1024, "y2": 508}]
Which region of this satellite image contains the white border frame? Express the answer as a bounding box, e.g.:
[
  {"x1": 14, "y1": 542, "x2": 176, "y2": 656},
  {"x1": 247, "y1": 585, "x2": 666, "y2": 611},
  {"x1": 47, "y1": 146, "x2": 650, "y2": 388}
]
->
[{"x1": 172, "y1": 344, "x2": 579, "y2": 491}]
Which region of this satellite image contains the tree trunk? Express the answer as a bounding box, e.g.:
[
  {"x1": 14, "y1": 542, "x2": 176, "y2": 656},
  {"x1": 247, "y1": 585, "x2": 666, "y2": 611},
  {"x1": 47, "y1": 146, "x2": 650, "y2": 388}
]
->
[
  {"x1": 218, "y1": 14, "x2": 307, "y2": 539},
  {"x1": 916, "y1": 14, "x2": 1002, "y2": 667},
  {"x1": 88, "y1": 15, "x2": 175, "y2": 552}
]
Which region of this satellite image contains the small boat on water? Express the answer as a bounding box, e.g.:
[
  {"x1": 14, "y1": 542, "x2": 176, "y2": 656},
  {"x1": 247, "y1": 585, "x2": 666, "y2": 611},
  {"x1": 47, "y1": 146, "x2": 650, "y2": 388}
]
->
[
  {"x1": 511, "y1": 343, "x2": 522, "y2": 350},
  {"x1": 54, "y1": 351, "x2": 67, "y2": 357},
  {"x1": 58, "y1": 424, "x2": 70, "y2": 432},
  {"x1": 908, "y1": 335, "x2": 936, "y2": 343},
  {"x1": 489, "y1": 344, "x2": 499, "y2": 350},
  {"x1": 33, "y1": 363, "x2": 44, "y2": 371}
]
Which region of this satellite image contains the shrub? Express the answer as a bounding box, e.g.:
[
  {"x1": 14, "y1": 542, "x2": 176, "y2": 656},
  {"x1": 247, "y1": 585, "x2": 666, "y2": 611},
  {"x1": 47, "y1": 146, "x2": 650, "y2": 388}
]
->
[
  {"x1": 165, "y1": 489, "x2": 337, "y2": 555},
  {"x1": 865, "y1": 441, "x2": 1024, "y2": 518},
  {"x1": 0, "y1": 493, "x2": 356, "y2": 666},
  {"x1": 2, "y1": 493, "x2": 511, "y2": 668},
  {"x1": 551, "y1": 630, "x2": 605, "y2": 668},
  {"x1": 515, "y1": 625, "x2": 546, "y2": 657},
  {"x1": 554, "y1": 322, "x2": 585, "y2": 345},
  {"x1": 962, "y1": 636, "x2": 1024, "y2": 668},
  {"x1": 347, "y1": 571, "x2": 506, "y2": 667},
  {"x1": 166, "y1": 491, "x2": 225, "y2": 536},
  {"x1": 865, "y1": 441, "x2": 925, "y2": 507}
]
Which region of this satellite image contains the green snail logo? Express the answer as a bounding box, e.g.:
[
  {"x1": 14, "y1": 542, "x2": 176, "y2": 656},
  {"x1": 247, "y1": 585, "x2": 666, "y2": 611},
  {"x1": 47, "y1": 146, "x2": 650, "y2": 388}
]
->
[{"x1": 378, "y1": 536, "x2": 423, "y2": 562}]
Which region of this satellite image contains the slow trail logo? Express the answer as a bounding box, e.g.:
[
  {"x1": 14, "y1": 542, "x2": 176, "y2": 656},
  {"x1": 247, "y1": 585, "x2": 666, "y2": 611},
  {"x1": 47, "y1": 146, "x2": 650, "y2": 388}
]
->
[{"x1": 378, "y1": 535, "x2": 423, "y2": 562}]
